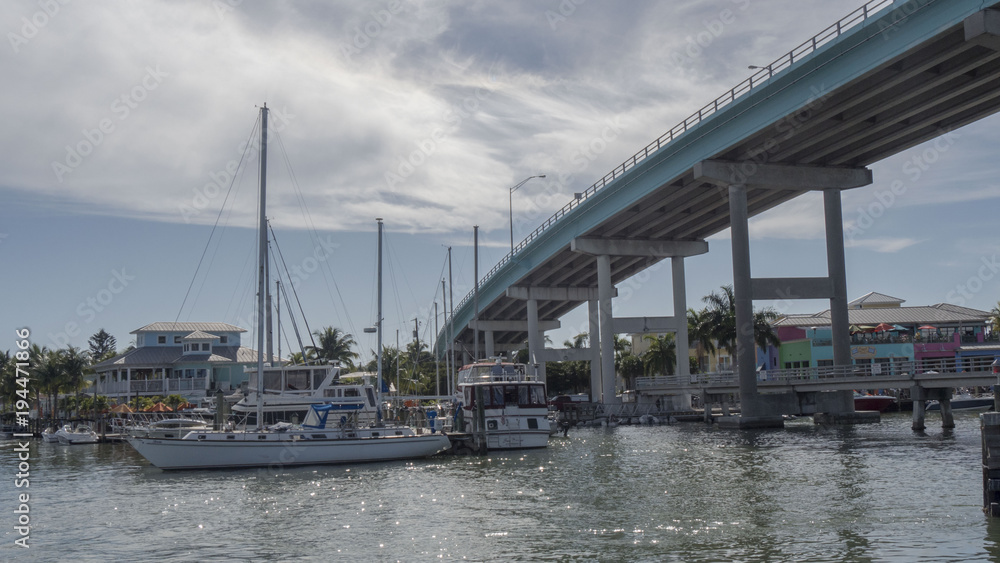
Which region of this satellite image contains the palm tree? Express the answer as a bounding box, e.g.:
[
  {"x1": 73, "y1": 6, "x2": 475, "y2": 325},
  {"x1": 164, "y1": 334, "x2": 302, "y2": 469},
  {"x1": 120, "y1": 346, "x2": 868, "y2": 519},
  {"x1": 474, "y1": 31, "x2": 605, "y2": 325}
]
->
[
  {"x1": 700, "y1": 285, "x2": 781, "y2": 364},
  {"x1": 59, "y1": 346, "x2": 91, "y2": 418},
  {"x1": 642, "y1": 333, "x2": 677, "y2": 376},
  {"x1": 990, "y1": 301, "x2": 1000, "y2": 336},
  {"x1": 701, "y1": 285, "x2": 737, "y2": 354},
  {"x1": 32, "y1": 347, "x2": 62, "y2": 418},
  {"x1": 308, "y1": 327, "x2": 359, "y2": 369},
  {"x1": 687, "y1": 308, "x2": 716, "y2": 373}
]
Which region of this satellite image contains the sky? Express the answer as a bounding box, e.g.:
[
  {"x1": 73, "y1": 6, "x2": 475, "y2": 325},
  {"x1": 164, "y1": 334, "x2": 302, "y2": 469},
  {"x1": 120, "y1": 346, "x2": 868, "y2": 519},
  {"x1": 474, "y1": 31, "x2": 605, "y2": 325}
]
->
[{"x1": 2, "y1": 0, "x2": 999, "y2": 366}]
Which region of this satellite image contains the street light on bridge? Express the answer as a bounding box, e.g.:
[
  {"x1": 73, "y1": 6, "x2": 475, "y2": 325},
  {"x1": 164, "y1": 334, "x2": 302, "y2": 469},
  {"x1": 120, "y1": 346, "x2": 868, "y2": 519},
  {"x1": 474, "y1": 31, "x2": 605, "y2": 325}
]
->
[{"x1": 508, "y1": 175, "x2": 546, "y2": 253}]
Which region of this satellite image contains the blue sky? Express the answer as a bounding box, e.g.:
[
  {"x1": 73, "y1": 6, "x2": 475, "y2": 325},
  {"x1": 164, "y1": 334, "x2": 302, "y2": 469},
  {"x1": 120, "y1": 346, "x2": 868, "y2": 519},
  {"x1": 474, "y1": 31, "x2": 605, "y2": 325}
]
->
[{"x1": 2, "y1": 0, "x2": 998, "y2": 364}]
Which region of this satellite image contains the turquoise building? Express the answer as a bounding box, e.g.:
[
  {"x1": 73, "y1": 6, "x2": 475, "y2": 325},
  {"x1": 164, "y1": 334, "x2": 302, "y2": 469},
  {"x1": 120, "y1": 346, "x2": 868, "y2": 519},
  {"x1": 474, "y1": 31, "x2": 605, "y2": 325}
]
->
[
  {"x1": 90, "y1": 322, "x2": 268, "y2": 402},
  {"x1": 769, "y1": 292, "x2": 996, "y2": 372}
]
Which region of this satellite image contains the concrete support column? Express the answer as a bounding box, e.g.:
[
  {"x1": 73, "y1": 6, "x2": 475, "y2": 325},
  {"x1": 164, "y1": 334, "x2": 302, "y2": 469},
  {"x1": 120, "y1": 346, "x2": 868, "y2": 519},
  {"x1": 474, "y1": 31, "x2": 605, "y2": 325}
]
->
[
  {"x1": 729, "y1": 184, "x2": 759, "y2": 415},
  {"x1": 672, "y1": 256, "x2": 690, "y2": 378},
  {"x1": 597, "y1": 254, "x2": 616, "y2": 403},
  {"x1": 941, "y1": 398, "x2": 955, "y2": 429},
  {"x1": 484, "y1": 330, "x2": 495, "y2": 359},
  {"x1": 911, "y1": 385, "x2": 926, "y2": 430},
  {"x1": 588, "y1": 298, "x2": 601, "y2": 401},
  {"x1": 527, "y1": 298, "x2": 545, "y2": 382},
  {"x1": 824, "y1": 189, "x2": 851, "y2": 367}
]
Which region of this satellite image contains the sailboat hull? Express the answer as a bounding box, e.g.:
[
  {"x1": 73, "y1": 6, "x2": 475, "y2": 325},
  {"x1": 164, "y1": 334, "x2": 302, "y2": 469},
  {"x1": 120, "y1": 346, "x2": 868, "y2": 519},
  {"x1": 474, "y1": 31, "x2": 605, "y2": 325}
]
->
[{"x1": 127, "y1": 429, "x2": 450, "y2": 470}]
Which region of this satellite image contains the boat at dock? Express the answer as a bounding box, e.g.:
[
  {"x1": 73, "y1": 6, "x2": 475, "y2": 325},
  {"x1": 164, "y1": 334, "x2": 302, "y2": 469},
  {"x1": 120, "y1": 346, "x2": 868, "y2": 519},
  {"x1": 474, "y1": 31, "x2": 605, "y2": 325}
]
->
[
  {"x1": 853, "y1": 393, "x2": 897, "y2": 412},
  {"x1": 125, "y1": 105, "x2": 450, "y2": 469},
  {"x1": 230, "y1": 364, "x2": 379, "y2": 426},
  {"x1": 55, "y1": 424, "x2": 99, "y2": 444},
  {"x1": 926, "y1": 394, "x2": 994, "y2": 411},
  {"x1": 455, "y1": 358, "x2": 551, "y2": 450}
]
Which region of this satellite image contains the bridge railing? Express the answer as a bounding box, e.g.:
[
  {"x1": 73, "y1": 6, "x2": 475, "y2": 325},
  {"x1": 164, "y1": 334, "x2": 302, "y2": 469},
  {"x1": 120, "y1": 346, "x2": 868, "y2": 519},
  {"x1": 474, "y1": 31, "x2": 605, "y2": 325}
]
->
[
  {"x1": 637, "y1": 358, "x2": 997, "y2": 390},
  {"x1": 449, "y1": 0, "x2": 895, "y2": 321}
]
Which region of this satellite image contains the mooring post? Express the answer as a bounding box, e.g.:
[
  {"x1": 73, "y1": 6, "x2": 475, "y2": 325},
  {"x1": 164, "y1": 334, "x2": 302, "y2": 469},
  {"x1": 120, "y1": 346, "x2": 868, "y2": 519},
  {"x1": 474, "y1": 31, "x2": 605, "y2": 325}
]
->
[{"x1": 982, "y1": 412, "x2": 1000, "y2": 516}]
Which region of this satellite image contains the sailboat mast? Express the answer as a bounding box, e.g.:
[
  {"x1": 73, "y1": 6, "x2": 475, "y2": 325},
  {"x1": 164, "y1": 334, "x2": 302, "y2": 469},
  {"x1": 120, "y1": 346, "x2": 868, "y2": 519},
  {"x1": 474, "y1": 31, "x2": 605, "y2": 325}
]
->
[
  {"x1": 376, "y1": 218, "x2": 384, "y2": 422},
  {"x1": 256, "y1": 104, "x2": 269, "y2": 430}
]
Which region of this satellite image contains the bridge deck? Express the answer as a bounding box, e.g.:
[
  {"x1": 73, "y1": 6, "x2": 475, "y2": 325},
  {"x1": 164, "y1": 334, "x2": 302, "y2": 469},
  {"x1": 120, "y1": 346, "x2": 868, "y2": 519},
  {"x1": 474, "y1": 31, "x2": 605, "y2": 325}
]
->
[{"x1": 440, "y1": 0, "x2": 1000, "y2": 354}]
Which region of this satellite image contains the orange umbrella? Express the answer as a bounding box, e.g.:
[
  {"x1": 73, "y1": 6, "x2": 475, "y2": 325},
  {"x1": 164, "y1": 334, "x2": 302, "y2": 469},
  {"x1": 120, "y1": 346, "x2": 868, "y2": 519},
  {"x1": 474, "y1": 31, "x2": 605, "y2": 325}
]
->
[
  {"x1": 110, "y1": 403, "x2": 134, "y2": 413},
  {"x1": 874, "y1": 323, "x2": 893, "y2": 332},
  {"x1": 149, "y1": 402, "x2": 172, "y2": 412}
]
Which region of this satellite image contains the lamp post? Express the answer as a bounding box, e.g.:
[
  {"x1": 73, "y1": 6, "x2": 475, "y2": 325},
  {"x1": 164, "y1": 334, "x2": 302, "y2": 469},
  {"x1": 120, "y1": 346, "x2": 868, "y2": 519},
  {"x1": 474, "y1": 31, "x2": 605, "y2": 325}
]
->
[{"x1": 508, "y1": 175, "x2": 546, "y2": 253}]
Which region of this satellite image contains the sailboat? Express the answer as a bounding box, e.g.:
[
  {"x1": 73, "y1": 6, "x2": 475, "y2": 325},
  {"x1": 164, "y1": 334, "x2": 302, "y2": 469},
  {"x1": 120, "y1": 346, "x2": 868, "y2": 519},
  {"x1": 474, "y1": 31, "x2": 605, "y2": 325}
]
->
[{"x1": 126, "y1": 105, "x2": 451, "y2": 470}]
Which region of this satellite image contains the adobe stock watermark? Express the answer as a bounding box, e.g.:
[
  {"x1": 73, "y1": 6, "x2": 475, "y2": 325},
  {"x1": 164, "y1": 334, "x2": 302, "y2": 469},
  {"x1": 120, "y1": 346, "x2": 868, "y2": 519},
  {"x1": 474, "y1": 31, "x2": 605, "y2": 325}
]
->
[
  {"x1": 286, "y1": 234, "x2": 341, "y2": 290},
  {"x1": 877, "y1": 0, "x2": 929, "y2": 41},
  {"x1": 383, "y1": 76, "x2": 497, "y2": 190},
  {"x1": 945, "y1": 254, "x2": 1000, "y2": 307},
  {"x1": 670, "y1": 0, "x2": 751, "y2": 65},
  {"x1": 7, "y1": 0, "x2": 70, "y2": 54},
  {"x1": 179, "y1": 105, "x2": 295, "y2": 222},
  {"x1": 212, "y1": 0, "x2": 242, "y2": 21},
  {"x1": 512, "y1": 117, "x2": 625, "y2": 237},
  {"x1": 340, "y1": 1, "x2": 405, "y2": 60},
  {"x1": 545, "y1": 0, "x2": 587, "y2": 30},
  {"x1": 845, "y1": 129, "x2": 958, "y2": 243},
  {"x1": 51, "y1": 65, "x2": 169, "y2": 182},
  {"x1": 48, "y1": 268, "x2": 137, "y2": 348}
]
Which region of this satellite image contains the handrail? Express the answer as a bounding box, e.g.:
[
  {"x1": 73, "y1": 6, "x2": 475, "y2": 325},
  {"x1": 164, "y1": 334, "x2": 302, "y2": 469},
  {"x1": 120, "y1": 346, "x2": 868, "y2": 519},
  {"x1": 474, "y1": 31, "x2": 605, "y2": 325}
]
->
[
  {"x1": 447, "y1": 0, "x2": 895, "y2": 324},
  {"x1": 636, "y1": 358, "x2": 998, "y2": 391}
]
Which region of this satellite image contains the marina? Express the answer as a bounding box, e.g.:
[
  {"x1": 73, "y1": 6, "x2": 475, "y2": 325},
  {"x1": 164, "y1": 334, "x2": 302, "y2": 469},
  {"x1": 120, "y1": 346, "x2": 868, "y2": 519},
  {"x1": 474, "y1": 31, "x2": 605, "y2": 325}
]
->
[
  {"x1": 1, "y1": 411, "x2": 996, "y2": 561},
  {"x1": 5, "y1": 0, "x2": 1000, "y2": 559}
]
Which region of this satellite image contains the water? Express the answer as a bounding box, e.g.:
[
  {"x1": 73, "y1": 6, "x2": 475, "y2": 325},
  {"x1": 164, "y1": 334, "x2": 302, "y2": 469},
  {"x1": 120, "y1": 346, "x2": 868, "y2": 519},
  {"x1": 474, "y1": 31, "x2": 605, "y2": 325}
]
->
[{"x1": 2, "y1": 411, "x2": 998, "y2": 562}]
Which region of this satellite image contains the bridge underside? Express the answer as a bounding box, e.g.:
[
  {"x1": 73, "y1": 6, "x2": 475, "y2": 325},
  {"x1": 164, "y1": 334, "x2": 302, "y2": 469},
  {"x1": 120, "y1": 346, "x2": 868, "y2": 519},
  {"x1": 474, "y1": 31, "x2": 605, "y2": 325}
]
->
[
  {"x1": 453, "y1": 5, "x2": 1000, "y2": 355},
  {"x1": 444, "y1": 4, "x2": 1000, "y2": 425}
]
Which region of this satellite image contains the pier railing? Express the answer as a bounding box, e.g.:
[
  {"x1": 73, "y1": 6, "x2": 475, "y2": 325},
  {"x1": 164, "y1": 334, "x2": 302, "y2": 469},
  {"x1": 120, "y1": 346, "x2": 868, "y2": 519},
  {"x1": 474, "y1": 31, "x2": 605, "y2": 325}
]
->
[
  {"x1": 637, "y1": 358, "x2": 999, "y2": 392},
  {"x1": 82, "y1": 377, "x2": 208, "y2": 397}
]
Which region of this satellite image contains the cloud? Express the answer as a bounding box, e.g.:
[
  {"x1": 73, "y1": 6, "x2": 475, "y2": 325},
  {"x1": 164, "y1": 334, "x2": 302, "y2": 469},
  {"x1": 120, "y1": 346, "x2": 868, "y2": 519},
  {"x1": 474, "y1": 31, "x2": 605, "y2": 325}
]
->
[{"x1": 845, "y1": 237, "x2": 921, "y2": 253}]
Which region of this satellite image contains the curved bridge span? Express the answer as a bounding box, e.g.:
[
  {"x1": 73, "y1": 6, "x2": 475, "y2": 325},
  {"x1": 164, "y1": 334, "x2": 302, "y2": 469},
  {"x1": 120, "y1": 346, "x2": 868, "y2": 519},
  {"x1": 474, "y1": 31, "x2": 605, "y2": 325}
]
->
[{"x1": 437, "y1": 0, "x2": 1000, "y2": 425}]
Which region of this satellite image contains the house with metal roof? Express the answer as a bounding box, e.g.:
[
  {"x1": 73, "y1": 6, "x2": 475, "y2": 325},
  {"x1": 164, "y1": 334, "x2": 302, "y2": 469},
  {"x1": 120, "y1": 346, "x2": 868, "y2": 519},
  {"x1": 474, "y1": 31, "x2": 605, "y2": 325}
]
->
[
  {"x1": 769, "y1": 294, "x2": 996, "y2": 373},
  {"x1": 89, "y1": 322, "x2": 270, "y2": 402}
]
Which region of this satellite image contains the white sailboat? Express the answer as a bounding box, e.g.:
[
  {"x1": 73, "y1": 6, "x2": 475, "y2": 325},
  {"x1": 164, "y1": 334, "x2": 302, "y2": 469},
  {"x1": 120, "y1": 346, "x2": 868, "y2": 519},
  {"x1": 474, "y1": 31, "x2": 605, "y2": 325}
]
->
[{"x1": 126, "y1": 105, "x2": 450, "y2": 470}]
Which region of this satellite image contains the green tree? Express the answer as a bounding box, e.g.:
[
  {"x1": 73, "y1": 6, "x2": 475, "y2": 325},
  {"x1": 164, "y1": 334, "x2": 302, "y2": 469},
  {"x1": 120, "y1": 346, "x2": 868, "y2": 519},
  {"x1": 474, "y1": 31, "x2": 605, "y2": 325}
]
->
[
  {"x1": 687, "y1": 308, "x2": 716, "y2": 373},
  {"x1": 88, "y1": 329, "x2": 118, "y2": 363},
  {"x1": 642, "y1": 333, "x2": 677, "y2": 376},
  {"x1": 59, "y1": 346, "x2": 91, "y2": 418},
  {"x1": 32, "y1": 347, "x2": 62, "y2": 418},
  {"x1": 164, "y1": 394, "x2": 187, "y2": 411},
  {"x1": 553, "y1": 333, "x2": 590, "y2": 396},
  {"x1": 618, "y1": 353, "x2": 644, "y2": 391},
  {"x1": 699, "y1": 285, "x2": 781, "y2": 364},
  {"x1": 308, "y1": 327, "x2": 359, "y2": 370}
]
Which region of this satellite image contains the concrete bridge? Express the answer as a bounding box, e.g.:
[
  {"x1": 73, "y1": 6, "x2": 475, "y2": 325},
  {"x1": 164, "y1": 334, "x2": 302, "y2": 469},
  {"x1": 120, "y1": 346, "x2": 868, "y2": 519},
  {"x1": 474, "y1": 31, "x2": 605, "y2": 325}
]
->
[{"x1": 436, "y1": 0, "x2": 1000, "y2": 428}]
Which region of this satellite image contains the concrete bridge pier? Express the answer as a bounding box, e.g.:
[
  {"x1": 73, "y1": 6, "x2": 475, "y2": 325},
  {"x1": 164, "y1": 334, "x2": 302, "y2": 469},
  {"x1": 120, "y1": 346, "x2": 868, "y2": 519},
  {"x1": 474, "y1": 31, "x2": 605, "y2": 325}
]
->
[
  {"x1": 911, "y1": 386, "x2": 956, "y2": 431},
  {"x1": 702, "y1": 392, "x2": 732, "y2": 423},
  {"x1": 571, "y1": 237, "x2": 708, "y2": 406},
  {"x1": 694, "y1": 160, "x2": 872, "y2": 428}
]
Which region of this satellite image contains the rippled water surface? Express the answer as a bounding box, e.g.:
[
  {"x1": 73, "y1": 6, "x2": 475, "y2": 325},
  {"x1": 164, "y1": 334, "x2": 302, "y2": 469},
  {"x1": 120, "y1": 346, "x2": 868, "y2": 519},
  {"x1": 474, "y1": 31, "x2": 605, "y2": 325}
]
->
[{"x1": 2, "y1": 411, "x2": 999, "y2": 562}]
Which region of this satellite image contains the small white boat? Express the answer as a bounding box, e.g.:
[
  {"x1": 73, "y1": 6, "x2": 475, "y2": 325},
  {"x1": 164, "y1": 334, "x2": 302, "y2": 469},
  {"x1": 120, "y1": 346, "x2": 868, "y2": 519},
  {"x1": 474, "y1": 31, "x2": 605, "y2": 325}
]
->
[
  {"x1": 231, "y1": 365, "x2": 380, "y2": 426},
  {"x1": 41, "y1": 426, "x2": 66, "y2": 442},
  {"x1": 55, "y1": 425, "x2": 99, "y2": 444}
]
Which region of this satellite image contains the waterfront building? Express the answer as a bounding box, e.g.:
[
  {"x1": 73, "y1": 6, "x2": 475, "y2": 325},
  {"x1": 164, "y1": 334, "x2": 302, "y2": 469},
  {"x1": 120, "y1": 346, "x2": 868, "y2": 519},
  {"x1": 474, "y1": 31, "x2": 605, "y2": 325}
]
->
[
  {"x1": 769, "y1": 292, "x2": 997, "y2": 372},
  {"x1": 89, "y1": 322, "x2": 270, "y2": 402}
]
